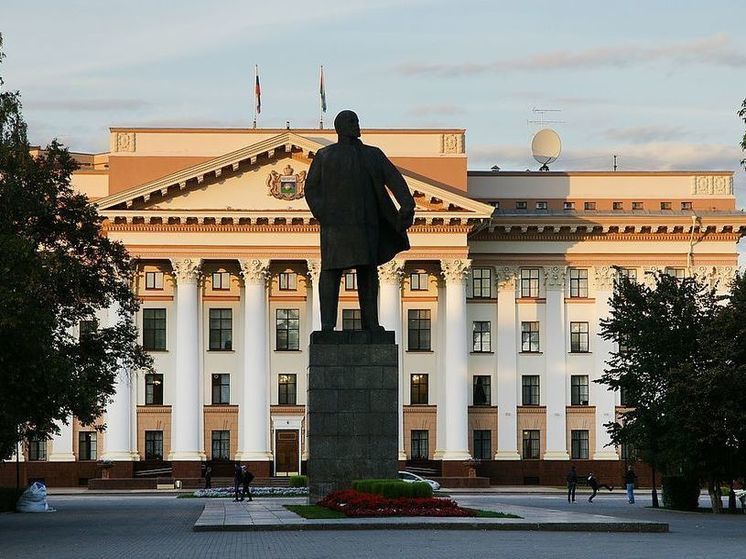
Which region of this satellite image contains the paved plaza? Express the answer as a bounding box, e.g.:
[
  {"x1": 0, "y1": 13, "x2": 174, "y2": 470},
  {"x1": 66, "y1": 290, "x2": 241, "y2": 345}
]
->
[{"x1": 1, "y1": 492, "x2": 744, "y2": 559}]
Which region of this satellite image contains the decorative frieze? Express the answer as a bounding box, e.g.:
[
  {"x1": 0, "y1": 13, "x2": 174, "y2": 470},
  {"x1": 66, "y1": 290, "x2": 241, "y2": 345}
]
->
[
  {"x1": 642, "y1": 266, "x2": 659, "y2": 289},
  {"x1": 692, "y1": 175, "x2": 734, "y2": 195},
  {"x1": 378, "y1": 260, "x2": 405, "y2": 284},
  {"x1": 170, "y1": 258, "x2": 201, "y2": 284},
  {"x1": 543, "y1": 265, "x2": 566, "y2": 290},
  {"x1": 440, "y1": 258, "x2": 471, "y2": 282},
  {"x1": 239, "y1": 258, "x2": 271, "y2": 285},
  {"x1": 114, "y1": 132, "x2": 136, "y2": 153},
  {"x1": 495, "y1": 266, "x2": 518, "y2": 290},
  {"x1": 593, "y1": 266, "x2": 616, "y2": 291},
  {"x1": 440, "y1": 133, "x2": 465, "y2": 154}
]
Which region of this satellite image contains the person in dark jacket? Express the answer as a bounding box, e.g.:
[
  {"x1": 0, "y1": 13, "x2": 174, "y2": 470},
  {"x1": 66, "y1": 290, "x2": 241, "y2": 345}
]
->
[
  {"x1": 304, "y1": 110, "x2": 416, "y2": 331},
  {"x1": 204, "y1": 466, "x2": 212, "y2": 490},
  {"x1": 233, "y1": 462, "x2": 243, "y2": 502},
  {"x1": 241, "y1": 466, "x2": 254, "y2": 502},
  {"x1": 587, "y1": 473, "x2": 614, "y2": 502},
  {"x1": 566, "y1": 466, "x2": 578, "y2": 503},
  {"x1": 625, "y1": 466, "x2": 638, "y2": 504}
]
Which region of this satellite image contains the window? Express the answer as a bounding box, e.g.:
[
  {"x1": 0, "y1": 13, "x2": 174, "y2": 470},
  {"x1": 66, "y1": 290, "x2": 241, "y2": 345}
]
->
[
  {"x1": 276, "y1": 309, "x2": 300, "y2": 351},
  {"x1": 145, "y1": 271, "x2": 164, "y2": 290},
  {"x1": 211, "y1": 430, "x2": 230, "y2": 461},
  {"x1": 410, "y1": 272, "x2": 429, "y2": 291},
  {"x1": 144, "y1": 431, "x2": 163, "y2": 460},
  {"x1": 145, "y1": 373, "x2": 164, "y2": 405},
  {"x1": 666, "y1": 267, "x2": 686, "y2": 280},
  {"x1": 211, "y1": 374, "x2": 230, "y2": 405},
  {"x1": 612, "y1": 201, "x2": 624, "y2": 210},
  {"x1": 569, "y1": 269, "x2": 588, "y2": 298},
  {"x1": 411, "y1": 430, "x2": 429, "y2": 459},
  {"x1": 632, "y1": 201, "x2": 644, "y2": 210},
  {"x1": 472, "y1": 321, "x2": 491, "y2": 352},
  {"x1": 571, "y1": 375, "x2": 589, "y2": 406},
  {"x1": 79, "y1": 319, "x2": 97, "y2": 340},
  {"x1": 681, "y1": 201, "x2": 693, "y2": 210},
  {"x1": 570, "y1": 322, "x2": 590, "y2": 353},
  {"x1": 407, "y1": 309, "x2": 431, "y2": 351},
  {"x1": 620, "y1": 442, "x2": 636, "y2": 461},
  {"x1": 28, "y1": 437, "x2": 47, "y2": 461},
  {"x1": 344, "y1": 270, "x2": 357, "y2": 291},
  {"x1": 473, "y1": 430, "x2": 491, "y2": 460},
  {"x1": 571, "y1": 430, "x2": 589, "y2": 459},
  {"x1": 410, "y1": 374, "x2": 429, "y2": 405},
  {"x1": 278, "y1": 374, "x2": 297, "y2": 405},
  {"x1": 208, "y1": 309, "x2": 232, "y2": 351},
  {"x1": 78, "y1": 432, "x2": 97, "y2": 461},
  {"x1": 142, "y1": 308, "x2": 166, "y2": 351},
  {"x1": 520, "y1": 268, "x2": 540, "y2": 298},
  {"x1": 521, "y1": 375, "x2": 540, "y2": 406},
  {"x1": 279, "y1": 272, "x2": 297, "y2": 291},
  {"x1": 521, "y1": 321, "x2": 540, "y2": 353},
  {"x1": 522, "y1": 430, "x2": 540, "y2": 459},
  {"x1": 342, "y1": 309, "x2": 362, "y2": 331},
  {"x1": 516, "y1": 201, "x2": 527, "y2": 210},
  {"x1": 660, "y1": 201, "x2": 672, "y2": 210},
  {"x1": 212, "y1": 271, "x2": 230, "y2": 290},
  {"x1": 617, "y1": 267, "x2": 637, "y2": 283},
  {"x1": 563, "y1": 201, "x2": 575, "y2": 210},
  {"x1": 490, "y1": 201, "x2": 500, "y2": 210},
  {"x1": 584, "y1": 201, "x2": 596, "y2": 211},
  {"x1": 620, "y1": 386, "x2": 629, "y2": 407},
  {"x1": 535, "y1": 201, "x2": 548, "y2": 210},
  {"x1": 473, "y1": 375, "x2": 491, "y2": 406},
  {"x1": 472, "y1": 268, "x2": 492, "y2": 298}
]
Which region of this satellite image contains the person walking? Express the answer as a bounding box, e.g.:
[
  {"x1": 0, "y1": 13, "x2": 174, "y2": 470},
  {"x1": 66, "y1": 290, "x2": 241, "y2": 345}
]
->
[
  {"x1": 241, "y1": 466, "x2": 255, "y2": 502},
  {"x1": 233, "y1": 462, "x2": 243, "y2": 502},
  {"x1": 566, "y1": 466, "x2": 578, "y2": 503},
  {"x1": 587, "y1": 473, "x2": 614, "y2": 502},
  {"x1": 204, "y1": 466, "x2": 212, "y2": 490},
  {"x1": 625, "y1": 466, "x2": 638, "y2": 504}
]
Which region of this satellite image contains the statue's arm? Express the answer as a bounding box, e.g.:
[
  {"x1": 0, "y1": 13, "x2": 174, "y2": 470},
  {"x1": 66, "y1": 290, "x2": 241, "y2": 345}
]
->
[
  {"x1": 304, "y1": 153, "x2": 323, "y2": 220},
  {"x1": 379, "y1": 149, "x2": 415, "y2": 230}
]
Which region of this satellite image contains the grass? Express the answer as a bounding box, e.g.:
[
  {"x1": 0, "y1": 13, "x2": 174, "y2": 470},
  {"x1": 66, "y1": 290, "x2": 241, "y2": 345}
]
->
[
  {"x1": 467, "y1": 508, "x2": 522, "y2": 519},
  {"x1": 284, "y1": 504, "x2": 346, "y2": 519}
]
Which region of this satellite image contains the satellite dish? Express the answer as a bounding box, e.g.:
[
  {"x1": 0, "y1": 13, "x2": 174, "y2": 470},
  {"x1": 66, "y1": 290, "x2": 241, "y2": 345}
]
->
[{"x1": 532, "y1": 128, "x2": 561, "y2": 171}]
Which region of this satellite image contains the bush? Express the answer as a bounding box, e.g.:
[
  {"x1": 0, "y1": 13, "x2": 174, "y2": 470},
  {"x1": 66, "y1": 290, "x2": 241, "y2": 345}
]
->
[
  {"x1": 662, "y1": 476, "x2": 700, "y2": 511},
  {"x1": 288, "y1": 475, "x2": 307, "y2": 488},
  {"x1": 352, "y1": 479, "x2": 433, "y2": 498},
  {"x1": 0, "y1": 487, "x2": 25, "y2": 512}
]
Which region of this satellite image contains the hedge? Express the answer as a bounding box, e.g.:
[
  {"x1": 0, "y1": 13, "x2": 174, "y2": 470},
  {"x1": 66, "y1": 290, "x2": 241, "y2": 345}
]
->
[
  {"x1": 662, "y1": 476, "x2": 700, "y2": 511},
  {"x1": 352, "y1": 479, "x2": 433, "y2": 498},
  {"x1": 0, "y1": 487, "x2": 25, "y2": 512},
  {"x1": 288, "y1": 475, "x2": 307, "y2": 488}
]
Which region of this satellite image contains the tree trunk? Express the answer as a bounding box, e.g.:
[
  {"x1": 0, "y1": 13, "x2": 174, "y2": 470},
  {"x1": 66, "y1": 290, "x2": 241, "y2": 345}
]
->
[
  {"x1": 651, "y1": 466, "x2": 659, "y2": 508},
  {"x1": 708, "y1": 480, "x2": 723, "y2": 513}
]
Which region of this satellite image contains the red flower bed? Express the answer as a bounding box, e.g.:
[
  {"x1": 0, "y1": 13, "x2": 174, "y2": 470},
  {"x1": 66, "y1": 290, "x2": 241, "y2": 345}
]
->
[{"x1": 318, "y1": 489, "x2": 476, "y2": 517}]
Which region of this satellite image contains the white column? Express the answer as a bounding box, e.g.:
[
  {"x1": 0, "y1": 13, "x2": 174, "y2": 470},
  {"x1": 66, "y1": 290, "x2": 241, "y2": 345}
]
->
[
  {"x1": 306, "y1": 259, "x2": 321, "y2": 333},
  {"x1": 593, "y1": 266, "x2": 620, "y2": 459},
  {"x1": 168, "y1": 258, "x2": 205, "y2": 461},
  {"x1": 543, "y1": 265, "x2": 569, "y2": 460},
  {"x1": 236, "y1": 258, "x2": 272, "y2": 461},
  {"x1": 102, "y1": 304, "x2": 138, "y2": 461},
  {"x1": 495, "y1": 266, "x2": 520, "y2": 460},
  {"x1": 378, "y1": 260, "x2": 405, "y2": 460},
  {"x1": 48, "y1": 417, "x2": 76, "y2": 462},
  {"x1": 434, "y1": 259, "x2": 472, "y2": 461}
]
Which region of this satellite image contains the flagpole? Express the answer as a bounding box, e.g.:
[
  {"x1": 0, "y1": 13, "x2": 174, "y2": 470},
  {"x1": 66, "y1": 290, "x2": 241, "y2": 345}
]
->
[
  {"x1": 319, "y1": 65, "x2": 324, "y2": 129},
  {"x1": 253, "y1": 64, "x2": 258, "y2": 129}
]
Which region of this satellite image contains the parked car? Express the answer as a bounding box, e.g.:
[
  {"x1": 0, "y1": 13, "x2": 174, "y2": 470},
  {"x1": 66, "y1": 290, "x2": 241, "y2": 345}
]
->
[{"x1": 398, "y1": 471, "x2": 441, "y2": 491}]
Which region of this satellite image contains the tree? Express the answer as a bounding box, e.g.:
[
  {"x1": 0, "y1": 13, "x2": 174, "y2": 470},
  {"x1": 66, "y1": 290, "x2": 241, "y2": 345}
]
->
[{"x1": 0, "y1": 34, "x2": 151, "y2": 464}]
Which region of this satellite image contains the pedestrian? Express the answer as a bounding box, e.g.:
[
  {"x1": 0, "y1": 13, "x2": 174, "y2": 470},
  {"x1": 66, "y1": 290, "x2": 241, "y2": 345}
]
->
[
  {"x1": 233, "y1": 462, "x2": 243, "y2": 502},
  {"x1": 241, "y1": 466, "x2": 255, "y2": 502},
  {"x1": 204, "y1": 466, "x2": 212, "y2": 490},
  {"x1": 566, "y1": 465, "x2": 578, "y2": 503},
  {"x1": 587, "y1": 472, "x2": 613, "y2": 502},
  {"x1": 625, "y1": 466, "x2": 637, "y2": 504}
]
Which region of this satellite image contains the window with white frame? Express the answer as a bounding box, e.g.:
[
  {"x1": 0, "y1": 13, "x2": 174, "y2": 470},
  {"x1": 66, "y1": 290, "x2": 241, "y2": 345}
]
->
[{"x1": 568, "y1": 268, "x2": 589, "y2": 298}]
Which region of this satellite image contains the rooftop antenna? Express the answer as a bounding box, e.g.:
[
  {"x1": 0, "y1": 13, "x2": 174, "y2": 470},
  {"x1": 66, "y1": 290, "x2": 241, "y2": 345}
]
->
[
  {"x1": 527, "y1": 108, "x2": 565, "y2": 129},
  {"x1": 532, "y1": 129, "x2": 562, "y2": 171}
]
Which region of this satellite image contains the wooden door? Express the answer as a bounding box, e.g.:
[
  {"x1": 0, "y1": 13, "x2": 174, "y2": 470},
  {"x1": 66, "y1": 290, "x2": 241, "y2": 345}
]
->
[{"x1": 275, "y1": 430, "x2": 299, "y2": 475}]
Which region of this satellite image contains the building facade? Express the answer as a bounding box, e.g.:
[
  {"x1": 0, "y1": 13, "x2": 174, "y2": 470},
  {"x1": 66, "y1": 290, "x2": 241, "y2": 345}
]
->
[{"x1": 4, "y1": 126, "x2": 744, "y2": 486}]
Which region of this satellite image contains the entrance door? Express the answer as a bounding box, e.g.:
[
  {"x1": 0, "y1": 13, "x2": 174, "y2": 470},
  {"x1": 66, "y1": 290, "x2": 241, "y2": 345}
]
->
[{"x1": 275, "y1": 430, "x2": 299, "y2": 476}]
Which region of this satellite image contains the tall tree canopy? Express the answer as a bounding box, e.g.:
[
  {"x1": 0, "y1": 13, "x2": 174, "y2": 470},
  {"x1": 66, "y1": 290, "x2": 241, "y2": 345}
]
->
[{"x1": 0, "y1": 34, "x2": 151, "y2": 459}]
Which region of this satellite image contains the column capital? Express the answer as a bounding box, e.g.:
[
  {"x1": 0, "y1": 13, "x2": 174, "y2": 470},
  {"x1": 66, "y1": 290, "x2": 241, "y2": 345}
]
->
[
  {"x1": 642, "y1": 266, "x2": 659, "y2": 288},
  {"x1": 543, "y1": 265, "x2": 566, "y2": 290},
  {"x1": 239, "y1": 258, "x2": 271, "y2": 285},
  {"x1": 378, "y1": 259, "x2": 405, "y2": 283},
  {"x1": 593, "y1": 265, "x2": 616, "y2": 291},
  {"x1": 305, "y1": 259, "x2": 321, "y2": 283},
  {"x1": 711, "y1": 265, "x2": 737, "y2": 289},
  {"x1": 440, "y1": 258, "x2": 471, "y2": 283},
  {"x1": 495, "y1": 265, "x2": 518, "y2": 290},
  {"x1": 170, "y1": 258, "x2": 202, "y2": 284}
]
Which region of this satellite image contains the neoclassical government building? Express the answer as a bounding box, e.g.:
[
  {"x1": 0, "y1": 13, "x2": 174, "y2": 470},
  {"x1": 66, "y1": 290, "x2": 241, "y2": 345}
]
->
[{"x1": 5, "y1": 125, "x2": 744, "y2": 485}]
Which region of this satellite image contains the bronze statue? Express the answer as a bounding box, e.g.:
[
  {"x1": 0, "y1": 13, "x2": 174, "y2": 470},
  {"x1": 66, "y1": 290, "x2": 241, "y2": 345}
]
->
[{"x1": 305, "y1": 110, "x2": 416, "y2": 331}]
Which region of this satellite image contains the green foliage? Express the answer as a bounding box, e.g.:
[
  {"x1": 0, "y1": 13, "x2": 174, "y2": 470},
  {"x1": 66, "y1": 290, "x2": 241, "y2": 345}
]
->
[
  {"x1": 662, "y1": 476, "x2": 700, "y2": 511},
  {"x1": 288, "y1": 475, "x2": 307, "y2": 488},
  {"x1": 0, "y1": 487, "x2": 25, "y2": 512},
  {"x1": 352, "y1": 479, "x2": 433, "y2": 498},
  {"x1": 0, "y1": 34, "x2": 152, "y2": 458},
  {"x1": 284, "y1": 504, "x2": 346, "y2": 519}
]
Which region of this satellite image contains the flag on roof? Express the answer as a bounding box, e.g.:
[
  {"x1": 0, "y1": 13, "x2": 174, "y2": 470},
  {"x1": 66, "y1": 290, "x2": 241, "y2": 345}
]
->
[
  {"x1": 320, "y1": 65, "x2": 327, "y2": 113},
  {"x1": 255, "y1": 65, "x2": 261, "y2": 115}
]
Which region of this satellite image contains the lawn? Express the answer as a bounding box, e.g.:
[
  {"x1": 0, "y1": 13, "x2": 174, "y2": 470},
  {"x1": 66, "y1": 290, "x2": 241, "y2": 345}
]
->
[{"x1": 284, "y1": 504, "x2": 522, "y2": 519}]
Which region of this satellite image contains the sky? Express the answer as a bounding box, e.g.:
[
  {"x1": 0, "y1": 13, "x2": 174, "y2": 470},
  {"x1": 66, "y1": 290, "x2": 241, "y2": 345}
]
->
[{"x1": 1, "y1": 0, "x2": 745, "y2": 199}]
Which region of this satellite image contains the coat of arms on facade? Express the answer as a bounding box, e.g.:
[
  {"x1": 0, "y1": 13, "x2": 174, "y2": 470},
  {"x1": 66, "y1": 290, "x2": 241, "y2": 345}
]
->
[{"x1": 267, "y1": 165, "x2": 307, "y2": 200}]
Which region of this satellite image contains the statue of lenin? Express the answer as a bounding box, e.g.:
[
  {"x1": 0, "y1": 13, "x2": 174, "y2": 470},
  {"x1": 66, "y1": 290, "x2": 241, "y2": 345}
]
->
[{"x1": 305, "y1": 110, "x2": 416, "y2": 331}]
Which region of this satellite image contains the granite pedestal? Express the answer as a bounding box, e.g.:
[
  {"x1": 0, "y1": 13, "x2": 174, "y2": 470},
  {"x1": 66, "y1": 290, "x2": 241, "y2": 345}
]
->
[{"x1": 307, "y1": 330, "x2": 399, "y2": 503}]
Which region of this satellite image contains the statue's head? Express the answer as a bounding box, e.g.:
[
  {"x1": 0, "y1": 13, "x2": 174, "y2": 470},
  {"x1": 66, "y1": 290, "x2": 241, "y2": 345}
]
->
[{"x1": 334, "y1": 110, "x2": 360, "y2": 139}]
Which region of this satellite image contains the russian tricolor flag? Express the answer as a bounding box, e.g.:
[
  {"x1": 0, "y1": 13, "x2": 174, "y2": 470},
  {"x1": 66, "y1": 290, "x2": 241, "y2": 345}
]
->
[{"x1": 255, "y1": 65, "x2": 261, "y2": 115}]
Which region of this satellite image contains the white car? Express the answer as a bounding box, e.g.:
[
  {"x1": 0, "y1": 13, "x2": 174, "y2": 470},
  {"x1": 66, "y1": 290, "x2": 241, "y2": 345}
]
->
[{"x1": 398, "y1": 471, "x2": 441, "y2": 491}]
